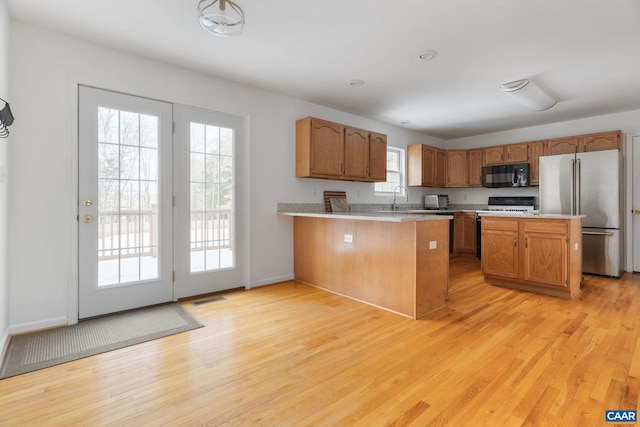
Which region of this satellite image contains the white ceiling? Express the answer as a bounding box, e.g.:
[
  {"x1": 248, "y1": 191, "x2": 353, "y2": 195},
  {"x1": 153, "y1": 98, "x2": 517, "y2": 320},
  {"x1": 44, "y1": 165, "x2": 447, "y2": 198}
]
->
[{"x1": 6, "y1": 0, "x2": 640, "y2": 139}]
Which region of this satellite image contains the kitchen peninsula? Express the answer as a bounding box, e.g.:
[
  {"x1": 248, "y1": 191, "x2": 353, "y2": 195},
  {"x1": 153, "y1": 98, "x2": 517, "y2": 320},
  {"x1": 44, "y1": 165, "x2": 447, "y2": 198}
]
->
[{"x1": 279, "y1": 210, "x2": 452, "y2": 319}]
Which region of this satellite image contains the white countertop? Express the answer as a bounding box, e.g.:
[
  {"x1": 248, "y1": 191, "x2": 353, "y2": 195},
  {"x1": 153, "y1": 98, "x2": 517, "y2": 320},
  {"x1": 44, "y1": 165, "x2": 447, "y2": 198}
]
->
[{"x1": 278, "y1": 211, "x2": 453, "y2": 222}]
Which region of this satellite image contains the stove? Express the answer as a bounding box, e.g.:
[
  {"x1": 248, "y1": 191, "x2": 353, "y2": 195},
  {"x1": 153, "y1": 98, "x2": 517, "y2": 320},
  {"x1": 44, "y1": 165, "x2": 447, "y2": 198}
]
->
[{"x1": 476, "y1": 196, "x2": 536, "y2": 214}]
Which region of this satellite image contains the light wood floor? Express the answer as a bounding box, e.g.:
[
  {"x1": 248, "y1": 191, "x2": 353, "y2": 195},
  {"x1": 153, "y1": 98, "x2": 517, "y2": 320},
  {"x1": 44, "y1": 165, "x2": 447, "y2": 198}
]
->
[{"x1": 1, "y1": 258, "x2": 639, "y2": 426}]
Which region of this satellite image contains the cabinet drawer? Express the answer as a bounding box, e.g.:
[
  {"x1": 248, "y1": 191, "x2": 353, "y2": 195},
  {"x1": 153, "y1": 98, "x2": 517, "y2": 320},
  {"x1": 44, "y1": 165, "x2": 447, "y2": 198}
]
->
[
  {"x1": 482, "y1": 218, "x2": 519, "y2": 231},
  {"x1": 523, "y1": 221, "x2": 567, "y2": 234}
]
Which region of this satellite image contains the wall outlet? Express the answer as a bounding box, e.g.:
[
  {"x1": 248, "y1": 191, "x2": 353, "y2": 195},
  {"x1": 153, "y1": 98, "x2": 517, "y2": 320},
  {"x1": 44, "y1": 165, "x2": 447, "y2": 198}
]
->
[
  {"x1": 344, "y1": 234, "x2": 354, "y2": 243},
  {"x1": 429, "y1": 241, "x2": 437, "y2": 249}
]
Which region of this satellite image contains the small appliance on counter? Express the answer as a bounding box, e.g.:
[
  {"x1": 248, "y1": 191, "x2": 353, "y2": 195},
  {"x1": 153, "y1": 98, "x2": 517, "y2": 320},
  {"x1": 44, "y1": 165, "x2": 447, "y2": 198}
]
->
[{"x1": 424, "y1": 194, "x2": 449, "y2": 210}]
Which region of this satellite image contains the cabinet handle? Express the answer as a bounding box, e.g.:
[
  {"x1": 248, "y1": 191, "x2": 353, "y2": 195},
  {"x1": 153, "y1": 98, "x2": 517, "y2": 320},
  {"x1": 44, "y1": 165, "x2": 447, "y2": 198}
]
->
[
  {"x1": 525, "y1": 237, "x2": 528, "y2": 248},
  {"x1": 514, "y1": 237, "x2": 517, "y2": 247}
]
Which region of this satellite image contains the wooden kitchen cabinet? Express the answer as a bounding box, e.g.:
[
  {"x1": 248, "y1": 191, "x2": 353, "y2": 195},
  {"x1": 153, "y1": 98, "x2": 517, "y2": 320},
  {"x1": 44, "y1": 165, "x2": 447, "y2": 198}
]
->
[
  {"x1": 528, "y1": 140, "x2": 545, "y2": 185},
  {"x1": 467, "y1": 149, "x2": 483, "y2": 187},
  {"x1": 368, "y1": 132, "x2": 388, "y2": 181},
  {"x1": 580, "y1": 130, "x2": 621, "y2": 152},
  {"x1": 481, "y1": 216, "x2": 582, "y2": 298},
  {"x1": 435, "y1": 148, "x2": 447, "y2": 187},
  {"x1": 482, "y1": 218, "x2": 519, "y2": 279},
  {"x1": 446, "y1": 150, "x2": 468, "y2": 187},
  {"x1": 454, "y1": 212, "x2": 477, "y2": 256},
  {"x1": 296, "y1": 117, "x2": 386, "y2": 182},
  {"x1": 522, "y1": 221, "x2": 568, "y2": 288},
  {"x1": 483, "y1": 146, "x2": 505, "y2": 165},
  {"x1": 546, "y1": 136, "x2": 580, "y2": 155},
  {"x1": 408, "y1": 144, "x2": 433, "y2": 186},
  {"x1": 407, "y1": 144, "x2": 444, "y2": 187},
  {"x1": 296, "y1": 117, "x2": 344, "y2": 178},
  {"x1": 344, "y1": 127, "x2": 369, "y2": 179},
  {"x1": 505, "y1": 143, "x2": 529, "y2": 163}
]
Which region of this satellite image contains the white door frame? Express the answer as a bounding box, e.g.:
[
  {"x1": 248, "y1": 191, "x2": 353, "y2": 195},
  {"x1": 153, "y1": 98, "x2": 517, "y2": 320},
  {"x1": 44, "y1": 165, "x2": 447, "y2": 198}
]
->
[{"x1": 68, "y1": 77, "x2": 251, "y2": 325}]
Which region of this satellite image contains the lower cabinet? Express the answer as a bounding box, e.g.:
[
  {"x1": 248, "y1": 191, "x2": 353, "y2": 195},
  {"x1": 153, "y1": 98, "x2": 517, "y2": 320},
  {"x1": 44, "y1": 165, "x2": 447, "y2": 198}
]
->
[
  {"x1": 453, "y1": 212, "x2": 477, "y2": 257},
  {"x1": 481, "y1": 216, "x2": 582, "y2": 298}
]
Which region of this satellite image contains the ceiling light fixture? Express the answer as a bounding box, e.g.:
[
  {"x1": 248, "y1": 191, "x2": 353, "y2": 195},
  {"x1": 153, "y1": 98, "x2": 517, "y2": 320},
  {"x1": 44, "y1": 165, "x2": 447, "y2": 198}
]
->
[
  {"x1": 0, "y1": 97, "x2": 14, "y2": 138},
  {"x1": 197, "y1": 0, "x2": 245, "y2": 37},
  {"x1": 348, "y1": 80, "x2": 364, "y2": 87},
  {"x1": 500, "y1": 79, "x2": 556, "y2": 111},
  {"x1": 416, "y1": 50, "x2": 438, "y2": 61}
]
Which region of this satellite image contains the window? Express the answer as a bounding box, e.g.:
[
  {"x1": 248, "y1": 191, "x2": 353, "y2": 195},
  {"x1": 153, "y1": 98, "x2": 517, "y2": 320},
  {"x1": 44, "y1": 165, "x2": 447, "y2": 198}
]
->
[{"x1": 375, "y1": 146, "x2": 405, "y2": 194}]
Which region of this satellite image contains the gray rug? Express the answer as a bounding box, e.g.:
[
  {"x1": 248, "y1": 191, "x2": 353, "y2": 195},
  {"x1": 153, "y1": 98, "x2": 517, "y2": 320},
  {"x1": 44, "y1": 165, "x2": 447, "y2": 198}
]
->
[{"x1": 0, "y1": 303, "x2": 203, "y2": 379}]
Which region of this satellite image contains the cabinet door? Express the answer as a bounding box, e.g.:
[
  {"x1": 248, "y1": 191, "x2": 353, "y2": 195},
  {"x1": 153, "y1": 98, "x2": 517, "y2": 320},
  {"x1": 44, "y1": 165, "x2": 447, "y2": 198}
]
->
[
  {"x1": 407, "y1": 144, "x2": 426, "y2": 186},
  {"x1": 522, "y1": 221, "x2": 568, "y2": 288},
  {"x1": 482, "y1": 219, "x2": 519, "y2": 279},
  {"x1": 435, "y1": 148, "x2": 446, "y2": 187},
  {"x1": 506, "y1": 143, "x2": 528, "y2": 163},
  {"x1": 454, "y1": 213, "x2": 476, "y2": 254},
  {"x1": 547, "y1": 136, "x2": 579, "y2": 155},
  {"x1": 483, "y1": 146, "x2": 505, "y2": 165},
  {"x1": 368, "y1": 132, "x2": 387, "y2": 182},
  {"x1": 344, "y1": 127, "x2": 369, "y2": 179},
  {"x1": 580, "y1": 130, "x2": 621, "y2": 152},
  {"x1": 309, "y1": 119, "x2": 344, "y2": 176},
  {"x1": 468, "y1": 149, "x2": 483, "y2": 187},
  {"x1": 447, "y1": 150, "x2": 467, "y2": 187},
  {"x1": 528, "y1": 141, "x2": 545, "y2": 185}
]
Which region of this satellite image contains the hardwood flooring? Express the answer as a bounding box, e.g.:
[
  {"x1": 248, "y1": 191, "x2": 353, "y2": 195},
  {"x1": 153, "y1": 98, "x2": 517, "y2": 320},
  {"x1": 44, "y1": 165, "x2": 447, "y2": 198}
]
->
[{"x1": 1, "y1": 257, "x2": 639, "y2": 426}]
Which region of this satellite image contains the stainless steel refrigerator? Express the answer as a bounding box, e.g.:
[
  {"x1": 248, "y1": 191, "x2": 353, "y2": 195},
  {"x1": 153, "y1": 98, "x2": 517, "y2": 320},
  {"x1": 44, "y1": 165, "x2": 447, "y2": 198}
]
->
[{"x1": 539, "y1": 149, "x2": 622, "y2": 277}]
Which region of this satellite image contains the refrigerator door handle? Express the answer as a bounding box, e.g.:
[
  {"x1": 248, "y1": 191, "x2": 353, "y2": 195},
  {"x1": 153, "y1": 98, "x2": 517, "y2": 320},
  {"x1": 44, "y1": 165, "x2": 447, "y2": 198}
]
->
[
  {"x1": 582, "y1": 231, "x2": 615, "y2": 236},
  {"x1": 570, "y1": 159, "x2": 575, "y2": 215},
  {"x1": 576, "y1": 159, "x2": 581, "y2": 215}
]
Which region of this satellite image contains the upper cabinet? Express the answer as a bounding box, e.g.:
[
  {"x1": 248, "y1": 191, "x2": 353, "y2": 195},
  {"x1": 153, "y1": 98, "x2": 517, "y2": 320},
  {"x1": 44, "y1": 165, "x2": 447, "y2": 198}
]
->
[
  {"x1": 580, "y1": 130, "x2": 621, "y2": 152},
  {"x1": 483, "y1": 146, "x2": 505, "y2": 165},
  {"x1": 547, "y1": 130, "x2": 621, "y2": 155},
  {"x1": 447, "y1": 150, "x2": 468, "y2": 187},
  {"x1": 528, "y1": 141, "x2": 545, "y2": 186},
  {"x1": 296, "y1": 117, "x2": 387, "y2": 182},
  {"x1": 546, "y1": 136, "x2": 579, "y2": 156},
  {"x1": 505, "y1": 143, "x2": 529, "y2": 163},
  {"x1": 467, "y1": 149, "x2": 483, "y2": 187},
  {"x1": 484, "y1": 143, "x2": 528, "y2": 165},
  {"x1": 407, "y1": 144, "x2": 447, "y2": 187},
  {"x1": 368, "y1": 132, "x2": 388, "y2": 182}
]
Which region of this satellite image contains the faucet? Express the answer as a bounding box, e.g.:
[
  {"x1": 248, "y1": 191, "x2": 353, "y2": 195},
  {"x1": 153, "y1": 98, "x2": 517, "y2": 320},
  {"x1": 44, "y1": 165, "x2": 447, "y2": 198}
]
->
[{"x1": 392, "y1": 185, "x2": 409, "y2": 211}]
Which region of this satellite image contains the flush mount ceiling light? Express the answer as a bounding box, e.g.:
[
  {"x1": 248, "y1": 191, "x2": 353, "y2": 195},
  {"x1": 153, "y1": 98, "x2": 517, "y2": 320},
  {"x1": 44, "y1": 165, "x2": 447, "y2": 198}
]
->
[
  {"x1": 500, "y1": 79, "x2": 556, "y2": 111},
  {"x1": 416, "y1": 50, "x2": 438, "y2": 61},
  {"x1": 348, "y1": 79, "x2": 364, "y2": 87},
  {"x1": 197, "y1": 0, "x2": 245, "y2": 37}
]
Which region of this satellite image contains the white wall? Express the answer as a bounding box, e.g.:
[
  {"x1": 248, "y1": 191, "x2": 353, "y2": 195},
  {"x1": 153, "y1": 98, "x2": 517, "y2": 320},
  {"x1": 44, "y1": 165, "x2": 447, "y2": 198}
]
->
[
  {"x1": 7, "y1": 22, "x2": 439, "y2": 331},
  {"x1": 0, "y1": 0, "x2": 9, "y2": 350}
]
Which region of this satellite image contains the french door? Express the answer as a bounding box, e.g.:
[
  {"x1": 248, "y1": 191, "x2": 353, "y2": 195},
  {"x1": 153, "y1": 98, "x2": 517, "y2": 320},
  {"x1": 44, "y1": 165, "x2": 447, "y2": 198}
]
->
[
  {"x1": 78, "y1": 86, "x2": 174, "y2": 318},
  {"x1": 174, "y1": 106, "x2": 244, "y2": 298}
]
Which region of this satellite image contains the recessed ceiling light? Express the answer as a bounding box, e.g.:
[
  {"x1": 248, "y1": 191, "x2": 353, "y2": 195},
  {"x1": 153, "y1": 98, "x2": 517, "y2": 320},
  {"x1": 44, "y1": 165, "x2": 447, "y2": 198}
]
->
[
  {"x1": 348, "y1": 79, "x2": 364, "y2": 87},
  {"x1": 401, "y1": 120, "x2": 410, "y2": 125},
  {"x1": 416, "y1": 50, "x2": 438, "y2": 61}
]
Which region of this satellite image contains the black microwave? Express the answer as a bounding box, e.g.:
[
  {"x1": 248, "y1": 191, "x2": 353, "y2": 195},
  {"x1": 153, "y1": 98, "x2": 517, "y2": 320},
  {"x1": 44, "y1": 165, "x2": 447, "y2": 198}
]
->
[{"x1": 481, "y1": 163, "x2": 529, "y2": 188}]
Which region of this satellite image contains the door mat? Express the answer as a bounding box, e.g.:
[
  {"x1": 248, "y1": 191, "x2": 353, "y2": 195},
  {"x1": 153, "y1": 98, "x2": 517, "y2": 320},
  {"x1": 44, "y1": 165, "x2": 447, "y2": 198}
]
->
[{"x1": 0, "y1": 303, "x2": 203, "y2": 379}]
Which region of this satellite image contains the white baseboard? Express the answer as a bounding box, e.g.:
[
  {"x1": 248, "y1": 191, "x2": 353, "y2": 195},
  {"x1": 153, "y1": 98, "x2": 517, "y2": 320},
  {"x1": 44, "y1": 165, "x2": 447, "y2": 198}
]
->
[
  {"x1": 0, "y1": 327, "x2": 9, "y2": 362},
  {"x1": 249, "y1": 274, "x2": 294, "y2": 289},
  {"x1": 9, "y1": 316, "x2": 68, "y2": 335}
]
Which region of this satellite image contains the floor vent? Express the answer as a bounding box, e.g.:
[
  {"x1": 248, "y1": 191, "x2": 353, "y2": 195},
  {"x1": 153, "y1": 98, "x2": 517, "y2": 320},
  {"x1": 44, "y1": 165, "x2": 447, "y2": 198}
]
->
[{"x1": 192, "y1": 296, "x2": 227, "y2": 306}]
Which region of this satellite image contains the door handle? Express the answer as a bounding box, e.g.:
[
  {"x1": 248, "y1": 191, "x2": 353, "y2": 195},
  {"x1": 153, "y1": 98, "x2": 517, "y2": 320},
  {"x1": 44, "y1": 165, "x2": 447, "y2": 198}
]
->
[
  {"x1": 635, "y1": 209, "x2": 640, "y2": 214},
  {"x1": 582, "y1": 231, "x2": 613, "y2": 236},
  {"x1": 83, "y1": 215, "x2": 93, "y2": 224}
]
